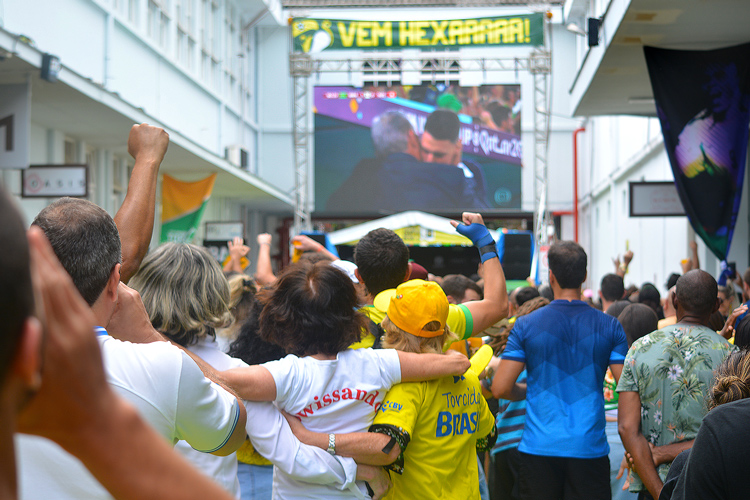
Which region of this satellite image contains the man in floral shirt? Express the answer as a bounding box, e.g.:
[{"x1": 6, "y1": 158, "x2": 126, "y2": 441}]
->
[{"x1": 617, "y1": 270, "x2": 733, "y2": 500}]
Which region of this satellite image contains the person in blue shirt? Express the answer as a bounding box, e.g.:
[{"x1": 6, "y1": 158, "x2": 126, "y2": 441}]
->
[{"x1": 493, "y1": 241, "x2": 628, "y2": 500}]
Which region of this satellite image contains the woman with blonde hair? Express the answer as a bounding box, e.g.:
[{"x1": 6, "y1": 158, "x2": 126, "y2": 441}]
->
[{"x1": 130, "y1": 242, "x2": 242, "y2": 496}]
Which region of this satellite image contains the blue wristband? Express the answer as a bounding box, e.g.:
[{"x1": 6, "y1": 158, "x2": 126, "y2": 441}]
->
[{"x1": 455, "y1": 222, "x2": 495, "y2": 248}]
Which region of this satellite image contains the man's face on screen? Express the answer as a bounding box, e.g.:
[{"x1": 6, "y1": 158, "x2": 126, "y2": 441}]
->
[{"x1": 420, "y1": 132, "x2": 461, "y2": 166}]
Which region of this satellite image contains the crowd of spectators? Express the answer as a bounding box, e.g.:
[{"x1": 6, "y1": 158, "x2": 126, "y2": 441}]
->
[{"x1": 3, "y1": 123, "x2": 748, "y2": 500}]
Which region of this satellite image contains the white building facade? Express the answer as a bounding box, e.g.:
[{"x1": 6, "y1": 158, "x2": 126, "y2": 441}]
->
[
  {"x1": 0, "y1": 0, "x2": 296, "y2": 262},
  {"x1": 563, "y1": 0, "x2": 750, "y2": 295}
]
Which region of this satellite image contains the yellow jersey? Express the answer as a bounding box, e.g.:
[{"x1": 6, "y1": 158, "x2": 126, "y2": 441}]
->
[{"x1": 371, "y1": 370, "x2": 494, "y2": 500}]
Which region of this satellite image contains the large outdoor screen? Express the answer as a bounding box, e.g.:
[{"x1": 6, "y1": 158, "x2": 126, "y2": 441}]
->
[{"x1": 314, "y1": 84, "x2": 523, "y2": 215}]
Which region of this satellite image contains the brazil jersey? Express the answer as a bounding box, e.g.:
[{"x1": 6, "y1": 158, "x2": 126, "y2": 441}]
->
[
  {"x1": 350, "y1": 303, "x2": 474, "y2": 350},
  {"x1": 370, "y1": 370, "x2": 494, "y2": 500}
]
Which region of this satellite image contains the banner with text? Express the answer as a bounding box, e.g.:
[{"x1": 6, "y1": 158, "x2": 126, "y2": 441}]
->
[
  {"x1": 160, "y1": 174, "x2": 216, "y2": 244},
  {"x1": 644, "y1": 43, "x2": 750, "y2": 262},
  {"x1": 293, "y1": 14, "x2": 543, "y2": 53}
]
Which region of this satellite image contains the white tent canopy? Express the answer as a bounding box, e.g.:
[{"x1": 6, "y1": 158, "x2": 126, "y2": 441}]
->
[{"x1": 327, "y1": 211, "x2": 476, "y2": 246}]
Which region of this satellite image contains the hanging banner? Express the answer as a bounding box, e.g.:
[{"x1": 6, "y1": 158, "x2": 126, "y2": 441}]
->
[
  {"x1": 292, "y1": 14, "x2": 544, "y2": 53},
  {"x1": 160, "y1": 173, "x2": 216, "y2": 244},
  {"x1": 644, "y1": 43, "x2": 750, "y2": 261}
]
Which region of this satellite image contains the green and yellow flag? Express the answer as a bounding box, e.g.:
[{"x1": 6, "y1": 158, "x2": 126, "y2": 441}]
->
[{"x1": 160, "y1": 174, "x2": 216, "y2": 243}]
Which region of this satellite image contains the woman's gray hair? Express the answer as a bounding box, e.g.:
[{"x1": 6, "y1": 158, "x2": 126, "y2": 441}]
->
[{"x1": 130, "y1": 242, "x2": 233, "y2": 346}]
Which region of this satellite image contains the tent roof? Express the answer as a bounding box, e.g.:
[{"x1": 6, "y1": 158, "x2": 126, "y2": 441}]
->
[{"x1": 328, "y1": 211, "x2": 473, "y2": 246}]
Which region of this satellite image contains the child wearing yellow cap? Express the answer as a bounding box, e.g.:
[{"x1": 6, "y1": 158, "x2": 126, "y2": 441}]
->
[{"x1": 371, "y1": 279, "x2": 496, "y2": 500}]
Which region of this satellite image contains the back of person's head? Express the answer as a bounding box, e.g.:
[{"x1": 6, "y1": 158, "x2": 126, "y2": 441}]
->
[
  {"x1": 220, "y1": 274, "x2": 257, "y2": 342},
  {"x1": 31, "y1": 197, "x2": 121, "y2": 306},
  {"x1": 733, "y1": 317, "x2": 750, "y2": 349},
  {"x1": 381, "y1": 280, "x2": 456, "y2": 354},
  {"x1": 0, "y1": 187, "x2": 34, "y2": 382},
  {"x1": 298, "y1": 252, "x2": 334, "y2": 265},
  {"x1": 606, "y1": 300, "x2": 631, "y2": 318},
  {"x1": 371, "y1": 111, "x2": 413, "y2": 157},
  {"x1": 487, "y1": 102, "x2": 511, "y2": 127},
  {"x1": 515, "y1": 296, "x2": 549, "y2": 317},
  {"x1": 708, "y1": 311, "x2": 726, "y2": 331},
  {"x1": 548, "y1": 241, "x2": 587, "y2": 289},
  {"x1": 743, "y1": 268, "x2": 750, "y2": 287},
  {"x1": 228, "y1": 297, "x2": 287, "y2": 365},
  {"x1": 354, "y1": 228, "x2": 409, "y2": 296},
  {"x1": 638, "y1": 282, "x2": 664, "y2": 319},
  {"x1": 538, "y1": 284, "x2": 554, "y2": 301},
  {"x1": 515, "y1": 287, "x2": 540, "y2": 308},
  {"x1": 600, "y1": 274, "x2": 625, "y2": 302},
  {"x1": 709, "y1": 349, "x2": 750, "y2": 410},
  {"x1": 666, "y1": 273, "x2": 681, "y2": 290},
  {"x1": 260, "y1": 261, "x2": 365, "y2": 356},
  {"x1": 617, "y1": 304, "x2": 658, "y2": 346},
  {"x1": 424, "y1": 109, "x2": 460, "y2": 142},
  {"x1": 129, "y1": 243, "x2": 233, "y2": 347},
  {"x1": 675, "y1": 270, "x2": 718, "y2": 318},
  {"x1": 441, "y1": 274, "x2": 483, "y2": 303}
]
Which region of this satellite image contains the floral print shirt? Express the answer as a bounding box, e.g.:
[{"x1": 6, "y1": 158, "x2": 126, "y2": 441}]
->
[{"x1": 616, "y1": 324, "x2": 734, "y2": 492}]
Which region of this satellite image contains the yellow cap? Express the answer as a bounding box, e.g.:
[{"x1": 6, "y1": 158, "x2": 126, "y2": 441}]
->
[{"x1": 379, "y1": 280, "x2": 449, "y2": 338}]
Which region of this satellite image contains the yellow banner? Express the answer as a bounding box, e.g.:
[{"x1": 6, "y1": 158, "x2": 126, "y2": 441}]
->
[{"x1": 161, "y1": 173, "x2": 216, "y2": 223}]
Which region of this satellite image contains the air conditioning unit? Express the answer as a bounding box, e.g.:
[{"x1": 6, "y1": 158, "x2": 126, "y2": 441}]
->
[{"x1": 225, "y1": 145, "x2": 249, "y2": 170}]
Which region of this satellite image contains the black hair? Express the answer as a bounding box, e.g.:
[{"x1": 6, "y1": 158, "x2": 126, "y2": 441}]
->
[
  {"x1": 228, "y1": 298, "x2": 287, "y2": 365},
  {"x1": 618, "y1": 304, "x2": 658, "y2": 346},
  {"x1": 354, "y1": 228, "x2": 409, "y2": 296},
  {"x1": 600, "y1": 274, "x2": 625, "y2": 302},
  {"x1": 734, "y1": 316, "x2": 750, "y2": 349},
  {"x1": 0, "y1": 186, "x2": 34, "y2": 382},
  {"x1": 675, "y1": 270, "x2": 718, "y2": 318},
  {"x1": 424, "y1": 109, "x2": 460, "y2": 142},
  {"x1": 441, "y1": 274, "x2": 483, "y2": 302},
  {"x1": 515, "y1": 287, "x2": 540, "y2": 307},
  {"x1": 548, "y1": 241, "x2": 587, "y2": 289},
  {"x1": 639, "y1": 283, "x2": 665, "y2": 320}
]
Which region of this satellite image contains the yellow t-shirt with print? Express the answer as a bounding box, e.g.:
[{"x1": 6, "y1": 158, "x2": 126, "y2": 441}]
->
[
  {"x1": 371, "y1": 370, "x2": 494, "y2": 500},
  {"x1": 350, "y1": 303, "x2": 474, "y2": 350}
]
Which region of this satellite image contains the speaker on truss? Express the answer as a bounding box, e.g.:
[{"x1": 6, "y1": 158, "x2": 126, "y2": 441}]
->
[{"x1": 587, "y1": 18, "x2": 600, "y2": 47}]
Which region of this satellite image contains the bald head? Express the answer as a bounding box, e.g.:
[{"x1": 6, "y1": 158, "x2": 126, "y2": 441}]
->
[{"x1": 675, "y1": 270, "x2": 719, "y2": 318}]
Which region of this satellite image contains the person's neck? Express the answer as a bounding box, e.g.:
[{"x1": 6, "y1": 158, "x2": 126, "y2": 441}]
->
[
  {"x1": 601, "y1": 299, "x2": 614, "y2": 311},
  {"x1": 554, "y1": 288, "x2": 582, "y2": 302},
  {"x1": 676, "y1": 313, "x2": 709, "y2": 327}
]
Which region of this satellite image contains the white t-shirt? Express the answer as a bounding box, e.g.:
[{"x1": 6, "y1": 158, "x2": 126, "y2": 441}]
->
[
  {"x1": 16, "y1": 333, "x2": 241, "y2": 500},
  {"x1": 262, "y1": 348, "x2": 401, "y2": 499},
  {"x1": 176, "y1": 336, "x2": 246, "y2": 498}
]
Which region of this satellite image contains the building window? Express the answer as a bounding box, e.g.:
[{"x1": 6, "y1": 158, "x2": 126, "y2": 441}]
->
[
  {"x1": 147, "y1": 0, "x2": 171, "y2": 49},
  {"x1": 175, "y1": 0, "x2": 197, "y2": 71}
]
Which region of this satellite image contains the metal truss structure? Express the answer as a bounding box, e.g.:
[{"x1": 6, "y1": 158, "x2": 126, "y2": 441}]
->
[{"x1": 290, "y1": 49, "x2": 551, "y2": 244}]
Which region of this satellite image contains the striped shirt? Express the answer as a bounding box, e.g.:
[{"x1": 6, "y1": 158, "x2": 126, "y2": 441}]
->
[{"x1": 491, "y1": 369, "x2": 527, "y2": 454}]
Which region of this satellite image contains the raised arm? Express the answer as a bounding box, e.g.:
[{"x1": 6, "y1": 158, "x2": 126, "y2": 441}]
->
[
  {"x1": 397, "y1": 350, "x2": 471, "y2": 382},
  {"x1": 451, "y1": 213, "x2": 509, "y2": 335},
  {"x1": 255, "y1": 233, "x2": 277, "y2": 286},
  {"x1": 292, "y1": 234, "x2": 338, "y2": 261},
  {"x1": 114, "y1": 123, "x2": 169, "y2": 284},
  {"x1": 223, "y1": 237, "x2": 249, "y2": 274}
]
